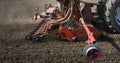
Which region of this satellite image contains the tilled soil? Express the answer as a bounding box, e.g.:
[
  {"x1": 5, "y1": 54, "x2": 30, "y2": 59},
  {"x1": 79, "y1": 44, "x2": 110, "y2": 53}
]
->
[{"x1": 0, "y1": 0, "x2": 120, "y2": 63}]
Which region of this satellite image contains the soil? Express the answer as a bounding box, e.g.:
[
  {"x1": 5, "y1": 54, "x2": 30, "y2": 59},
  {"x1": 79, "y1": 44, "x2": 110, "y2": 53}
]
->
[{"x1": 0, "y1": 0, "x2": 120, "y2": 63}]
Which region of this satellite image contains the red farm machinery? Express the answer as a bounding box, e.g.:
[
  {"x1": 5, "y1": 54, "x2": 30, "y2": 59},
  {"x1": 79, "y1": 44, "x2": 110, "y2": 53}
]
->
[{"x1": 25, "y1": 0, "x2": 120, "y2": 60}]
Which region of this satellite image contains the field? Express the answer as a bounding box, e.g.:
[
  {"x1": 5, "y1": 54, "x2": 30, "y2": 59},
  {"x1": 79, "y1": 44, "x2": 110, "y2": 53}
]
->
[{"x1": 0, "y1": 0, "x2": 120, "y2": 63}]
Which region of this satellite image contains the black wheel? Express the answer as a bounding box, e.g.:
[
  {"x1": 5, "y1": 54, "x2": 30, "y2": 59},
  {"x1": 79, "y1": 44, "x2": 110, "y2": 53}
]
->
[
  {"x1": 105, "y1": 0, "x2": 120, "y2": 32},
  {"x1": 97, "y1": 0, "x2": 120, "y2": 33},
  {"x1": 25, "y1": 35, "x2": 32, "y2": 41},
  {"x1": 33, "y1": 35, "x2": 42, "y2": 42}
]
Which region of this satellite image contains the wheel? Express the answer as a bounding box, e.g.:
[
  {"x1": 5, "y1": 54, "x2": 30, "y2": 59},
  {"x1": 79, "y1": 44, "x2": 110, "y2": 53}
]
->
[
  {"x1": 25, "y1": 19, "x2": 45, "y2": 41},
  {"x1": 83, "y1": 44, "x2": 102, "y2": 60},
  {"x1": 33, "y1": 35, "x2": 42, "y2": 42},
  {"x1": 97, "y1": 0, "x2": 120, "y2": 33},
  {"x1": 25, "y1": 35, "x2": 32, "y2": 41}
]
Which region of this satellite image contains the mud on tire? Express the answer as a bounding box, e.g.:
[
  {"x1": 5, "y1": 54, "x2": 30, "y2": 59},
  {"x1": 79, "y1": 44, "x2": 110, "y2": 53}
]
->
[{"x1": 97, "y1": 0, "x2": 120, "y2": 33}]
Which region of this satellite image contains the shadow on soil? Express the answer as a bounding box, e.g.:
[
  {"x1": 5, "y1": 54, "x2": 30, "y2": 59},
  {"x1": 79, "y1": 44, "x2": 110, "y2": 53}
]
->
[
  {"x1": 99, "y1": 35, "x2": 120, "y2": 52},
  {"x1": 92, "y1": 21, "x2": 120, "y2": 52}
]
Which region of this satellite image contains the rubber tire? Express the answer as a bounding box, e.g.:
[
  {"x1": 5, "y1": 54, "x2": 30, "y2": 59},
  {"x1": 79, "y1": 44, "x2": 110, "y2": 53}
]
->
[
  {"x1": 105, "y1": 0, "x2": 120, "y2": 32},
  {"x1": 33, "y1": 35, "x2": 42, "y2": 42},
  {"x1": 83, "y1": 44, "x2": 102, "y2": 60},
  {"x1": 97, "y1": 0, "x2": 120, "y2": 33},
  {"x1": 25, "y1": 35, "x2": 32, "y2": 41}
]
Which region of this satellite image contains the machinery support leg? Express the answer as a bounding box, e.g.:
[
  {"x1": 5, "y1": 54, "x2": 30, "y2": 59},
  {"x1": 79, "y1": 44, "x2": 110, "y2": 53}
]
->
[{"x1": 79, "y1": 18, "x2": 102, "y2": 60}]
